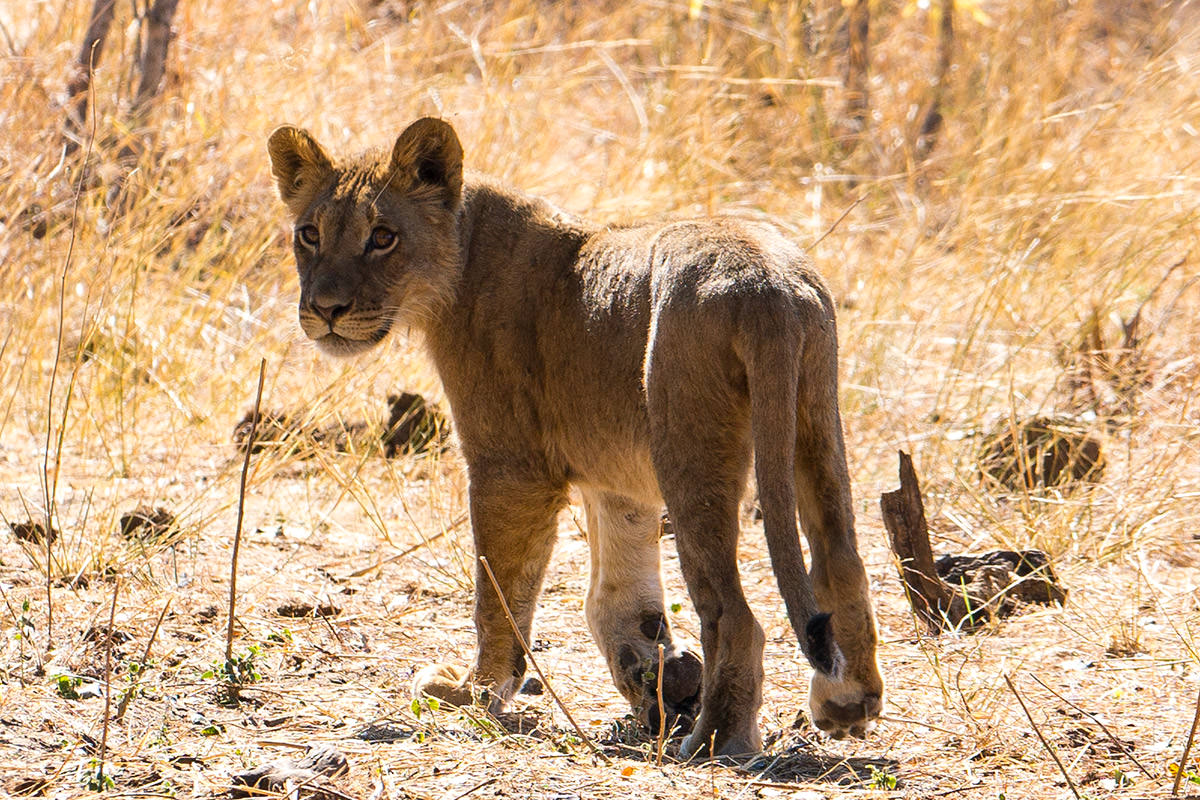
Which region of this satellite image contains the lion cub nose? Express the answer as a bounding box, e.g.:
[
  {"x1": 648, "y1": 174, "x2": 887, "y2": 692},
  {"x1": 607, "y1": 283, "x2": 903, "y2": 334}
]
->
[
  {"x1": 309, "y1": 278, "x2": 355, "y2": 325},
  {"x1": 311, "y1": 299, "x2": 352, "y2": 324}
]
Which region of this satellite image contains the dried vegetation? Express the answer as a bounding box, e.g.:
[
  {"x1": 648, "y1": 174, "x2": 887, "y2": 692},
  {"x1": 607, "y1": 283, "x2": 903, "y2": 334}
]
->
[{"x1": 1, "y1": 0, "x2": 1199, "y2": 798}]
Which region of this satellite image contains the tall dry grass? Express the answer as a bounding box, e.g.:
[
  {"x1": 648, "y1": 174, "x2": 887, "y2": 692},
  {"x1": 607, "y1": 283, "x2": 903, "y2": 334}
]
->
[{"x1": 0, "y1": 0, "x2": 1198, "y2": 796}]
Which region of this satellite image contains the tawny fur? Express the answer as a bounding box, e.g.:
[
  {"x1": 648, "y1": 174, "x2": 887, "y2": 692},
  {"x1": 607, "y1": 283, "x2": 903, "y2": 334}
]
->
[{"x1": 268, "y1": 118, "x2": 884, "y2": 756}]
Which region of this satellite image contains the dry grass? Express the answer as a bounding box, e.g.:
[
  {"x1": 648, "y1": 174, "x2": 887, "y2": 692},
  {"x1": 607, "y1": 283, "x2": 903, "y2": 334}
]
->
[{"x1": 1, "y1": 0, "x2": 1199, "y2": 797}]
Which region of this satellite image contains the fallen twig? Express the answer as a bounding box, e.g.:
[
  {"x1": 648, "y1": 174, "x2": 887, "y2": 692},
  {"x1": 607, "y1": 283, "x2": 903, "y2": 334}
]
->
[
  {"x1": 346, "y1": 513, "x2": 469, "y2": 579},
  {"x1": 1029, "y1": 674, "x2": 1152, "y2": 779},
  {"x1": 479, "y1": 555, "x2": 609, "y2": 764},
  {"x1": 1004, "y1": 674, "x2": 1080, "y2": 800},
  {"x1": 447, "y1": 776, "x2": 497, "y2": 800},
  {"x1": 806, "y1": 193, "x2": 864, "y2": 253},
  {"x1": 115, "y1": 598, "x2": 172, "y2": 722},
  {"x1": 877, "y1": 714, "x2": 965, "y2": 737},
  {"x1": 96, "y1": 578, "x2": 121, "y2": 789},
  {"x1": 226, "y1": 359, "x2": 266, "y2": 665},
  {"x1": 655, "y1": 642, "x2": 666, "y2": 767},
  {"x1": 1172, "y1": 685, "x2": 1200, "y2": 796}
]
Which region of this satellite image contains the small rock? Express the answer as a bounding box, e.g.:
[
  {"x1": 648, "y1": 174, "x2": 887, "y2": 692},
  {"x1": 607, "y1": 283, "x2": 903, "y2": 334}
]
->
[{"x1": 356, "y1": 721, "x2": 414, "y2": 742}]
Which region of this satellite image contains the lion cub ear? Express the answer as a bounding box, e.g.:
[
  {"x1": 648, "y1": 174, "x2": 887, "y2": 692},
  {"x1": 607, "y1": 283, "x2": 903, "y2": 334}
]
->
[
  {"x1": 267, "y1": 126, "x2": 333, "y2": 216},
  {"x1": 389, "y1": 118, "x2": 464, "y2": 211}
]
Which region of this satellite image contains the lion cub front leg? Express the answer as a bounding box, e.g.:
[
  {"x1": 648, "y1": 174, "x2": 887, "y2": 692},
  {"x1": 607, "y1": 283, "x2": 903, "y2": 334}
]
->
[
  {"x1": 581, "y1": 490, "x2": 703, "y2": 736},
  {"x1": 413, "y1": 475, "x2": 565, "y2": 711}
]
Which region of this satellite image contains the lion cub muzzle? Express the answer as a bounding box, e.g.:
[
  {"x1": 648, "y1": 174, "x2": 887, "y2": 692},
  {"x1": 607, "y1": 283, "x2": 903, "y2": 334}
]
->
[{"x1": 296, "y1": 279, "x2": 391, "y2": 357}]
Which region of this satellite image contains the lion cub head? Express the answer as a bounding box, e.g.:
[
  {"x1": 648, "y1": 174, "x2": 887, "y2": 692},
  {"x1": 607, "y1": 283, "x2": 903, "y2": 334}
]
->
[{"x1": 267, "y1": 118, "x2": 465, "y2": 355}]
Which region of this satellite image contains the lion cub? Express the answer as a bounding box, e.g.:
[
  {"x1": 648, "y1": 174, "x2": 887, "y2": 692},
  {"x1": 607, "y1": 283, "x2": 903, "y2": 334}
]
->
[{"x1": 268, "y1": 117, "x2": 884, "y2": 756}]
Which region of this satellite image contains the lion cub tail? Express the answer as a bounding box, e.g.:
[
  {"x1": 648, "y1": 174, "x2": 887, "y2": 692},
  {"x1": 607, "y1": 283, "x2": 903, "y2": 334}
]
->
[{"x1": 740, "y1": 319, "x2": 842, "y2": 679}]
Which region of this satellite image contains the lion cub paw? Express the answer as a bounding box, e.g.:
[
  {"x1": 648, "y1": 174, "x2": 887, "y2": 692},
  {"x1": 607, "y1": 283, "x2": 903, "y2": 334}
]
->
[
  {"x1": 619, "y1": 646, "x2": 703, "y2": 736},
  {"x1": 411, "y1": 663, "x2": 477, "y2": 707}
]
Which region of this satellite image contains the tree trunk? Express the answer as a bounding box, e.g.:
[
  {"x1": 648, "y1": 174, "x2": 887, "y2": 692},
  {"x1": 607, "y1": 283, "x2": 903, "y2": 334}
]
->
[
  {"x1": 64, "y1": 0, "x2": 118, "y2": 152},
  {"x1": 133, "y1": 0, "x2": 180, "y2": 118},
  {"x1": 840, "y1": 0, "x2": 870, "y2": 151},
  {"x1": 881, "y1": 451, "x2": 1068, "y2": 632},
  {"x1": 917, "y1": 0, "x2": 955, "y2": 159}
]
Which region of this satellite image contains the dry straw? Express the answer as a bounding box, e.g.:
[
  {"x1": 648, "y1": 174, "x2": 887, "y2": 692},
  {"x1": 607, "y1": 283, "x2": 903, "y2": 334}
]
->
[{"x1": 0, "y1": 2, "x2": 1196, "y2": 797}]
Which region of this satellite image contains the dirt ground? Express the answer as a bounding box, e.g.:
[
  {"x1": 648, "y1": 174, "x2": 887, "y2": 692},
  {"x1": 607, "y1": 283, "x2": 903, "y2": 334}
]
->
[{"x1": 2, "y1": 433, "x2": 1198, "y2": 798}]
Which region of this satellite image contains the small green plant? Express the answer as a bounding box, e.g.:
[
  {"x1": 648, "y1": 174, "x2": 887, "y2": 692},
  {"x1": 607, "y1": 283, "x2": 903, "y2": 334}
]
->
[
  {"x1": 456, "y1": 704, "x2": 504, "y2": 740},
  {"x1": 1170, "y1": 762, "x2": 1200, "y2": 786},
  {"x1": 555, "y1": 732, "x2": 582, "y2": 755},
  {"x1": 117, "y1": 664, "x2": 144, "y2": 706},
  {"x1": 410, "y1": 695, "x2": 440, "y2": 719},
  {"x1": 869, "y1": 765, "x2": 897, "y2": 790},
  {"x1": 203, "y1": 645, "x2": 263, "y2": 684},
  {"x1": 203, "y1": 646, "x2": 263, "y2": 705},
  {"x1": 14, "y1": 599, "x2": 35, "y2": 640},
  {"x1": 266, "y1": 628, "x2": 293, "y2": 645},
  {"x1": 77, "y1": 757, "x2": 115, "y2": 792},
  {"x1": 54, "y1": 673, "x2": 84, "y2": 700}
]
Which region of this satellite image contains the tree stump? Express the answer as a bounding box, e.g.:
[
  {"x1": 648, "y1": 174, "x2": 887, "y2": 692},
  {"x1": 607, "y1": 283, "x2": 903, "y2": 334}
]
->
[{"x1": 881, "y1": 451, "x2": 1066, "y2": 632}]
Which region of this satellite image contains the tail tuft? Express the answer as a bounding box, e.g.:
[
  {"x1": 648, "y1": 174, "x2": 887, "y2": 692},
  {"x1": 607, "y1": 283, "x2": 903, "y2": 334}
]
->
[{"x1": 804, "y1": 612, "x2": 843, "y2": 677}]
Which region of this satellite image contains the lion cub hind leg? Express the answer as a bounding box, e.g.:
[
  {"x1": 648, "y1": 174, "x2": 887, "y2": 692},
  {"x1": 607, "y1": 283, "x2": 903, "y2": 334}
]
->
[
  {"x1": 794, "y1": 374, "x2": 885, "y2": 737},
  {"x1": 645, "y1": 363, "x2": 764, "y2": 757},
  {"x1": 581, "y1": 490, "x2": 703, "y2": 736},
  {"x1": 412, "y1": 474, "x2": 566, "y2": 712},
  {"x1": 663, "y1": 482, "x2": 765, "y2": 760}
]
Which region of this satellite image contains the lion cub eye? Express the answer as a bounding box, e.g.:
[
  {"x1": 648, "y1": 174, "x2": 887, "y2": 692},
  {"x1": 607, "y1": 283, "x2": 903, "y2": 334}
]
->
[
  {"x1": 367, "y1": 226, "x2": 397, "y2": 254},
  {"x1": 296, "y1": 225, "x2": 320, "y2": 249}
]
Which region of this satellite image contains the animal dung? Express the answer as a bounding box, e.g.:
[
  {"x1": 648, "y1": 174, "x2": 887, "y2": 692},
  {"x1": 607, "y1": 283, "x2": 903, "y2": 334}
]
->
[
  {"x1": 8, "y1": 520, "x2": 57, "y2": 545},
  {"x1": 232, "y1": 391, "x2": 449, "y2": 459},
  {"x1": 275, "y1": 600, "x2": 341, "y2": 619},
  {"x1": 118, "y1": 506, "x2": 178, "y2": 543},
  {"x1": 383, "y1": 392, "x2": 449, "y2": 456}
]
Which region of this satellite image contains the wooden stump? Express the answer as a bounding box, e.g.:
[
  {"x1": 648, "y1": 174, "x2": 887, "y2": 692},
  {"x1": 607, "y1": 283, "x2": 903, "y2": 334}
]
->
[{"x1": 881, "y1": 451, "x2": 1066, "y2": 632}]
